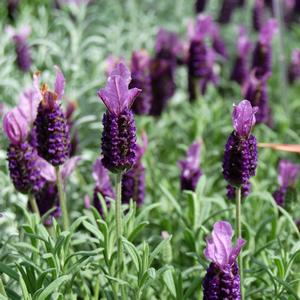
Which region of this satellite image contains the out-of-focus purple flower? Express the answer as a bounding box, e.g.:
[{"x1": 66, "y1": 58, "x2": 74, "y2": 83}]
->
[
  {"x1": 243, "y1": 69, "x2": 271, "y2": 124},
  {"x1": 155, "y1": 28, "x2": 183, "y2": 64},
  {"x1": 61, "y1": 156, "x2": 81, "y2": 183},
  {"x1": 203, "y1": 221, "x2": 245, "y2": 299},
  {"x1": 34, "y1": 67, "x2": 71, "y2": 166},
  {"x1": 92, "y1": 158, "x2": 115, "y2": 215},
  {"x1": 98, "y1": 63, "x2": 141, "y2": 173},
  {"x1": 122, "y1": 132, "x2": 147, "y2": 206},
  {"x1": 195, "y1": 0, "x2": 207, "y2": 13},
  {"x1": 218, "y1": 0, "x2": 237, "y2": 24},
  {"x1": 6, "y1": 25, "x2": 32, "y2": 72},
  {"x1": 84, "y1": 195, "x2": 91, "y2": 209},
  {"x1": 66, "y1": 100, "x2": 79, "y2": 156},
  {"x1": 252, "y1": 0, "x2": 266, "y2": 31},
  {"x1": 226, "y1": 182, "x2": 251, "y2": 200},
  {"x1": 178, "y1": 140, "x2": 202, "y2": 191},
  {"x1": 273, "y1": 160, "x2": 300, "y2": 206},
  {"x1": 288, "y1": 49, "x2": 300, "y2": 84},
  {"x1": 223, "y1": 100, "x2": 258, "y2": 188},
  {"x1": 231, "y1": 27, "x2": 252, "y2": 85},
  {"x1": 129, "y1": 50, "x2": 152, "y2": 115},
  {"x1": 3, "y1": 107, "x2": 29, "y2": 145},
  {"x1": 283, "y1": 0, "x2": 295, "y2": 24},
  {"x1": 252, "y1": 19, "x2": 278, "y2": 77},
  {"x1": 211, "y1": 23, "x2": 228, "y2": 59}
]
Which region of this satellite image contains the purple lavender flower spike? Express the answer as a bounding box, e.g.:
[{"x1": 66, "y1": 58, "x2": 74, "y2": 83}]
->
[
  {"x1": 252, "y1": 0, "x2": 266, "y2": 31},
  {"x1": 218, "y1": 0, "x2": 237, "y2": 24},
  {"x1": 273, "y1": 160, "x2": 300, "y2": 206},
  {"x1": 7, "y1": 25, "x2": 32, "y2": 72},
  {"x1": 252, "y1": 19, "x2": 278, "y2": 77},
  {"x1": 203, "y1": 221, "x2": 245, "y2": 299},
  {"x1": 98, "y1": 63, "x2": 141, "y2": 173},
  {"x1": 34, "y1": 67, "x2": 70, "y2": 166},
  {"x1": 61, "y1": 156, "x2": 81, "y2": 184},
  {"x1": 223, "y1": 100, "x2": 258, "y2": 187},
  {"x1": 288, "y1": 49, "x2": 300, "y2": 84},
  {"x1": 92, "y1": 158, "x2": 115, "y2": 215},
  {"x1": 195, "y1": 0, "x2": 207, "y2": 13},
  {"x1": 4, "y1": 108, "x2": 49, "y2": 193},
  {"x1": 211, "y1": 23, "x2": 228, "y2": 59},
  {"x1": 66, "y1": 100, "x2": 79, "y2": 156},
  {"x1": 231, "y1": 27, "x2": 252, "y2": 85},
  {"x1": 178, "y1": 140, "x2": 202, "y2": 191},
  {"x1": 130, "y1": 50, "x2": 152, "y2": 115},
  {"x1": 122, "y1": 132, "x2": 147, "y2": 206},
  {"x1": 243, "y1": 69, "x2": 271, "y2": 124}
]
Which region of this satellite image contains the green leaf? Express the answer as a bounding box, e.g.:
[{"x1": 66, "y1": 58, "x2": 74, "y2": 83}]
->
[
  {"x1": 122, "y1": 237, "x2": 142, "y2": 272},
  {"x1": 128, "y1": 221, "x2": 149, "y2": 242},
  {"x1": 0, "y1": 262, "x2": 19, "y2": 281},
  {"x1": 162, "y1": 269, "x2": 176, "y2": 298},
  {"x1": 35, "y1": 275, "x2": 71, "y2": 300},
  {"x1": 149, "y1": 236, "x2": 172, "y2": 265},
  {"x1": 159, "y1": 185, "x2": 181, "y2": 215}
]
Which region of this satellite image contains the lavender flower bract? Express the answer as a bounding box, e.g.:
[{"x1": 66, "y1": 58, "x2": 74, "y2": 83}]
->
[
  {"x1": 178, "y1": 141, "x2": 202, "y2": 191},
  {"x1": 34, "y1": 67, "x2": 70, "y2": 166},
  {"x1": 203, "y1": 221, "x2": 245, "y2": 299},
  {"x1": 98, "y1": 63, "x2": 141, "y2": 173},
  {"x1": 223, "y1": 100, "x2": 258, "y2": 187}
]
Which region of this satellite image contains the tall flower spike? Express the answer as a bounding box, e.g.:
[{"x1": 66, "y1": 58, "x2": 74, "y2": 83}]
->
[
  {"x1": 211, "y1": 23, "x2": 228, "y2": 59},
  {"x1": 195, "y1": 0, "x2": 207, "y2": 13},
  {"x1": 92, "y1": 158, "x2": 115, "y2": 215},
  {"x1": 6, "y1": 25, "x2": 32, "y2": 72},
  {"x1": 218, "y1": 0, "x2": 237, "y2": 24},
  {"x1": 223, "y1": 100, "x2": 258, "y2": 187},
  {"x1": 178, "y1": 140, "x2": 202, "y2": 191},
  {"x1": 130, "y1": 50, "x2": 152, "y2": 115},
  {"x1": 252, "y1": 19, "x2": 278, "y2": 77},
  {"x1": 34, "y1": 67, "x2": 70, "y2": 166},
  {"x1": 98, "y1": 62, "x2": 141, "y2": 173},
  {"x1": 231, "y1": 27, "x2": 252, "y2": 85},
  {"x1": 273, "y1": 160, "x2": 300, "y2": 206},
  {"x1": 243, "y1": 69, "x2": 271, "y2": 124},
  {"x1": 203, "y1": 221, "x2": 245, "y2": 299},
  {"x1": 252, "y1": 0, "x2": 266, "y2": 31},
  {"x1": 122, "y1": 132, "x2": 147, "y2": 206}
]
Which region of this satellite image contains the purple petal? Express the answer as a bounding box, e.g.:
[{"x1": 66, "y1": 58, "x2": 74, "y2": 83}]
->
[
  {"x1": 127, "y1": 88, "x2": 142, "y2": 109},
  {"x1": 278, "y1": 160, "x2": 300, "y2": 188},
  {"x1": 61, "y1": 156, "x2": 81, "y2": 182},
  {"x1": 237, "y1": 27, "x2": 252, "y2": 56},
  {"x1": 178, "y1": 140, "x2": 201, "y2": 173},
  {"x1": 110, "y1": 62, "x2": 132, "y2": 86},
  {"x1": 232, "y1": 100, "x2": 258, "y2": 138},
  {"x1": 92, "y1": 158, "x2": 111, "y2": 191},
  {"x1": 259, "y1": 19, "x2": 278, "y2": 44},
  {"x1": 3, "y1": 107, "x2": 29, "y2": 145},
  {"x1": 54, "y1": 66, "x2": 65, "y2": 100},
  {"x1": 193, "y1": 14, "x2": 213, "y2": 40},
  {"x1": 36, "y1": 157, "x2": 56, "y2": 182},
  {"x1": 229, "y1": 238, "x2": 246, "y2": 264}
]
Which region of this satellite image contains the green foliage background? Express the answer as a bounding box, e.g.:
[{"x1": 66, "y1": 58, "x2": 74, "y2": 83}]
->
[{"x1": 1, "y1": 0, "x2": 300, "y2": 299}]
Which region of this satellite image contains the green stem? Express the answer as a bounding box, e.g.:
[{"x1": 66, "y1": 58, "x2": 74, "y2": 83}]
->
[
  {"x1": 55, "y1": 166, "x2": 69, "y2": 230},
  {"x1": 0, "y1": 277, "x2": 7, "y2": 297},
  {"x1": 236, "y1": 187, "x2": 243, "y2": 299},
  {"x1": 115, "y1": 172, "x2": 123, "y2": 297},
  {"x1": 29, "y1": 193, "x2": 40, "y2": 218}
]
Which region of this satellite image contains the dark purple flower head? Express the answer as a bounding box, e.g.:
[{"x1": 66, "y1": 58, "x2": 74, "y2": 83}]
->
[
  {"x1": 92, "y1": 158, "x2": 115, "y2": 214},
  {"x1": 223, "y1": 100, "x2": 258, "y2": 187},
  {"x1": 232, "y1": 100, "x2": 258, "y2": 138},
  {"x1": 252, "y1": 0, "x2": 266, "y2": 31},
  {"x1": 122, "y1": 133, "x2": 147, "y2": 206},
  {"x1": 243, "y1": 69, "x2": 271, "y2": 124},
  {"x1": 178, "y1": 140, "x2": 202, "y2": 191},
  {"x1": 288, "y1": 49, "x2": 300, "y2": 84},
  {"x1": 277, "y1": 160, "x2": 300, "y2": 188},
  {"x1": 203, "y1": 221, "x2": 245, "y2": 299},
  {"x1": 130, "y1": 50, "x2": 152, "y2": 115},
  {"x1": 226, "y1": 182, "x2": 251, "y2": 200},
  {"x1": 231, "y1": 27, "x2": 252, "y2": 85},
  {"x1": 34, "y1": 67, "x2": 70, "y2": 166},
  {"x1": 3, "y1": 107, "x2": 29, "y2": 145},
  {"x1": 7, "y1": 0, "x2": 19, "y2": 21},
  {"x1": 188, "y1": 15, "x2": 213, "y2": 42},
  {"x1": 98, "y1": 63, "x2": 141, "y2": 172},
  {"x1": 155, "y1": 28, "x2": 183, "y2": 62},
  {"x1": 195, "y1": 0, "x2": 207, "y2": 13},
  {"x1": 6, "y1": 25, "x2": 32, "y2": 72},
  {"x1": 218, "y1": 0, "x2": 237, "y2": 24}
]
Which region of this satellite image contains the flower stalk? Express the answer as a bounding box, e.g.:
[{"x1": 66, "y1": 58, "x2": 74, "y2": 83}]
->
[
  {"x1": 236, "y1": 186, "x2": 243, "y2": 299},
  {"x1": 56, "y1": 166, "x2": 69, "y2": 230},
  {"x1": 115, "y1": 172, "x2": 123, "y2": 275},
  {"x1": 29, "y1": 193, "x2": 40, "y2": 217}
]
